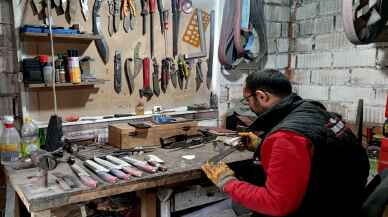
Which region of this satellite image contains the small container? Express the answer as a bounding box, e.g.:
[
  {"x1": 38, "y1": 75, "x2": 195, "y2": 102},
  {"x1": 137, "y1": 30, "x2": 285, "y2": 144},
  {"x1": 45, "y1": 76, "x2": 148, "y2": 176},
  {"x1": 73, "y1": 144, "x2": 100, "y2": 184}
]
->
[
  {"x1": 67, "y1": 49, "x2": 81, "y2": 84},
  {"x1": 68, "y1": 57, "x2": 81, "y2": 84},
  {"x1": 43, "y1": 62, "x2": 53, "y2": 84},
  {"x1": 55, "y1": 54, "x2": 65, "y2": 83},
  {"x1": 59, "y1": 68, "x2": 66, "y2": 83},
  {"x1": 135, "y1": 102, "x2": 145, "y2": 115}
]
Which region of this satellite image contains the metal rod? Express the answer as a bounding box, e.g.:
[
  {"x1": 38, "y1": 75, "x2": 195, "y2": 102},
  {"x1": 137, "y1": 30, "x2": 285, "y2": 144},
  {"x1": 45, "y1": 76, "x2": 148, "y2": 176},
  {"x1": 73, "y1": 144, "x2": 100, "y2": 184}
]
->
[{"x1": 46, "y1": 0, "x2": 58, "y2": 115}]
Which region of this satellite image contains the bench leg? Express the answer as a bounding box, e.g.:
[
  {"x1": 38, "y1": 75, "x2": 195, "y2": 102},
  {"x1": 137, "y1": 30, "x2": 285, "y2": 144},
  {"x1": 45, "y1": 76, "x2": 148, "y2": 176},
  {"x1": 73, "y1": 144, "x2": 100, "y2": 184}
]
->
[
  {"x1": 5, "y1": 180, "x2": 17, "y2": 217},
  {"x1": 138, "y1": 189, "x2": 156, "y2": 217},
  {"x1": 157, "y1": 188, "x2": 173, "y2": 217},
  {"x1": 31, "y1": 210, "x2": 51, "y2": 217}
]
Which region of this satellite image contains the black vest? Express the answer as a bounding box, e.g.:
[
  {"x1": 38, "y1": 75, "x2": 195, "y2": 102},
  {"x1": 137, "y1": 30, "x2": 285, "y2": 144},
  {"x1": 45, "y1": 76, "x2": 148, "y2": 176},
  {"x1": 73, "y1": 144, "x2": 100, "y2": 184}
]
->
[{"x1": 246, "y1": 93, "x2": 369, "y2": 217}]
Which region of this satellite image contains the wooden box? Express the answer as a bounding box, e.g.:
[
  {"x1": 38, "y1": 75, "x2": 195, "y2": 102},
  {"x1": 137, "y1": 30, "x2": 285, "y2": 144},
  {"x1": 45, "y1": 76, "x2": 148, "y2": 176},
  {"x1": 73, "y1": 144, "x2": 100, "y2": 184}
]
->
[{"x1": 109, "y1": 120, "x2": 199, "y2": 149}]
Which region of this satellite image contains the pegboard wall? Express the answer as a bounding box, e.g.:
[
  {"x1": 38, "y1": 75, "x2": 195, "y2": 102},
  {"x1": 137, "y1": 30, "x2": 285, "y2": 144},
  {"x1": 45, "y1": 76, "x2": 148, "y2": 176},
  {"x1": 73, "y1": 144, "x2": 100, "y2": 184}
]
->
[{"x1": 13, "y1": 0, "x2": 213, "y2": 122}]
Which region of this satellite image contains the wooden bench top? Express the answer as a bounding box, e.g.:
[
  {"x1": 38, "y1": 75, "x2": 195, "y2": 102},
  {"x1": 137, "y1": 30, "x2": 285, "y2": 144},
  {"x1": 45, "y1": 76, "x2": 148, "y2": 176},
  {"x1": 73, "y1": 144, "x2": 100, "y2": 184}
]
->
[{"x1": 4, "y1": 143, "x2": 252, "y2": 212}]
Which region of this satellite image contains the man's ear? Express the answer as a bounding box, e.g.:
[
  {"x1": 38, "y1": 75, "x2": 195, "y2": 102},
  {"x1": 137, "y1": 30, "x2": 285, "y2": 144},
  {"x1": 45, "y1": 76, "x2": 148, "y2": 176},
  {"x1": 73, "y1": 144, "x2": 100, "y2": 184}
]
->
[{"x1": 255, "y1": 90, "x2": 269, "y2": 102}]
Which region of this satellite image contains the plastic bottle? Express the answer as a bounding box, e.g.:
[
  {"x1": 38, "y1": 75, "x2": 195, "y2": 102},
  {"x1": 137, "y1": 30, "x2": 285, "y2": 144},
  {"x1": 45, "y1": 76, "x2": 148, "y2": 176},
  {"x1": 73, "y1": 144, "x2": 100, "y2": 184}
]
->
[
  {"x1": 43, "y1": 62, "x2": 53, "y2": 85},
  {"x1": 21, "y1": 116, "x2": 40, "y2": 157},
  {"x1": 0, "y1": 116, "x2": 20, "y2": 163},
  {"x1": 0, "y1": 117, "x2": 4, "y2": 141}
]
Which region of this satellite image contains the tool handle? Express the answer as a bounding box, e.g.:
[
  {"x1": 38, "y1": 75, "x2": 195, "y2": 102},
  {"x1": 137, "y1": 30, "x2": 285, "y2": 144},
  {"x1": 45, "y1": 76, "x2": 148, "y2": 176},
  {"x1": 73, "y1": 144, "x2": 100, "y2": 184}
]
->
[
  {"x1": 157, "y1": 0, "x2": 164, "y2": 12},
  {"x1": 149, "y1": 0, "x2": 157, "y2": 13},
  {"x1": 143, "y1": 58, "x2": 151, "y2": 88},
  {"x1": 163, "y1": 10, "x2": 169, "y2": 30},
  {"x1": 157, "y1": 0, "x2": 165, "y2": 32},
  {"x1": 141, "y1": 0, "x2": 150, "y2": 14},
  {"x1": 171, "y1": 0, "x2": 177, "y2": 13}
]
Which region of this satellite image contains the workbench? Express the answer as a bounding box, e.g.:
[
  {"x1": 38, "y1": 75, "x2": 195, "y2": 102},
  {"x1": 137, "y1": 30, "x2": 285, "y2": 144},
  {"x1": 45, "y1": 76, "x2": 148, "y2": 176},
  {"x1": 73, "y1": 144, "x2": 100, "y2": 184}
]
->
[{"x1": 3, "y1": 143, "x2": 252, "y2": 217}]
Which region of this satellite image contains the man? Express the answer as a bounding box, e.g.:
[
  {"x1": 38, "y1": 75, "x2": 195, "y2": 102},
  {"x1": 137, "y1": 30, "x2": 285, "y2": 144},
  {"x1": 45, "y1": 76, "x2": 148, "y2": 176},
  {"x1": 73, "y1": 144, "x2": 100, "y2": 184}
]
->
[{"x1": 202, "y1": 69, "x2": 370, "y2": 217}]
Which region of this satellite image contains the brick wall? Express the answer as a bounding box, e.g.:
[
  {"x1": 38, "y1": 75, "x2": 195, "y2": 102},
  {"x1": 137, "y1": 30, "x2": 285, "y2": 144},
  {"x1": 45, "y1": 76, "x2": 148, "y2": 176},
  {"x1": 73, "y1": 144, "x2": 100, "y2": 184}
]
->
[
  {"x1": 290, "y1": 0, "x2": 388, "y2": 124},
  {"x1": 0, "y1": 0, "x2": 19, "y2": 117}
]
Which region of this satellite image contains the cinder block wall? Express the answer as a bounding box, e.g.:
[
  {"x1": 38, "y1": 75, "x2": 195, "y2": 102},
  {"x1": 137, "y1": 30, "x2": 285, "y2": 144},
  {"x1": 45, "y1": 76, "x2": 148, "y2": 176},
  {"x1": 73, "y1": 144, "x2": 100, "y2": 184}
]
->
[
  {"x1": 0, "y1": 0, "x2": 19, "y2": 117},
  {"x1": 289, "y1": 0, "x2": 388, "y2": 124},
  {"x1": 217, "y1": 0, "x2": 292, "y2": 123}
]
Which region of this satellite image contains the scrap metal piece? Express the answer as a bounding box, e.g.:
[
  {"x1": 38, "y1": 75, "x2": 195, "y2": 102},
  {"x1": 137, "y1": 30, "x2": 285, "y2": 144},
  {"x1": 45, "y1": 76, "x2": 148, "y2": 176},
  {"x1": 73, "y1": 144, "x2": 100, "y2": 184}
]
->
[{"x1": 93, "y1": 0, "x2": 110, "y2": 64}]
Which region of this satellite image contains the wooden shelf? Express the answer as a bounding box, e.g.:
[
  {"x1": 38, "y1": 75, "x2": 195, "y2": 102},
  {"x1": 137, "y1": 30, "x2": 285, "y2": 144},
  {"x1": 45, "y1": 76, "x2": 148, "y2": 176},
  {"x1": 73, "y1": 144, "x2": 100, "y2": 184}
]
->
[
  {"x1": 25, "y1": 80, "x2": 104, "y2": 90},
  {"x1": 0, "y1": 93, "x2": 18, "y2": 98},
  {"x1": 21, "y1": 32, "x2": 102, "y2": 42}
]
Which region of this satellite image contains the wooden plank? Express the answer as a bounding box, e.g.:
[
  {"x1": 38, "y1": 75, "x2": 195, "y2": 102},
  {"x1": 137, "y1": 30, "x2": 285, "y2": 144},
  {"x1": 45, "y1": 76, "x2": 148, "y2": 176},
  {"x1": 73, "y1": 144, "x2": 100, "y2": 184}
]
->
[
  {"x1": 21, "y1": 32, "x2": 102, "y2": 42},
  {"x1": 138, "y1": 190, "x2": 157, "y2": 217},
  {"x1": 26, "y1": 80, "x2": 104, "y2": 90},
  {"x1": 31, "y1": 210, "x2": 51, "y2": 217}
]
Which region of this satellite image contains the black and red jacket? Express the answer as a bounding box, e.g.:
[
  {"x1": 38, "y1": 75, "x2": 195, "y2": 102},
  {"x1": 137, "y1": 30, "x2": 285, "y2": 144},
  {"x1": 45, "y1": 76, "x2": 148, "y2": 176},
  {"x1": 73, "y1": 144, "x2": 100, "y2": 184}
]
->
[{"x1": 224, "y1": 93, "x2": 369, "y2": 217}]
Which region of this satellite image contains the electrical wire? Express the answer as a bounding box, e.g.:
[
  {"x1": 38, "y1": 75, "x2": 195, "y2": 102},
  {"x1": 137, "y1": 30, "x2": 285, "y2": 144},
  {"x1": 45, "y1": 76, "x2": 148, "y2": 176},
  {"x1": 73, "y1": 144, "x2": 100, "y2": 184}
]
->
[{"x1": 46, "y1": 0, "x2": 58, "y2": 115}]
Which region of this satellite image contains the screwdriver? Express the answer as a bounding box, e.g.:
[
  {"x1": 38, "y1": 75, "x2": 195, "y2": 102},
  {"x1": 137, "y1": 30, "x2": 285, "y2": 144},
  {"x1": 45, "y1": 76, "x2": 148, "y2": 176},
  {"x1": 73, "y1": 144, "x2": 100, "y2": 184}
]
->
[
  {"x1": 149, "y1": 0, "x2": 157, "y2": 57},
  {"x1": 157, "y1": 0, "x2": 165, "y2": 33},
  {"x1": 163, "y1": 9, "x2": 169, "y2": 57}
]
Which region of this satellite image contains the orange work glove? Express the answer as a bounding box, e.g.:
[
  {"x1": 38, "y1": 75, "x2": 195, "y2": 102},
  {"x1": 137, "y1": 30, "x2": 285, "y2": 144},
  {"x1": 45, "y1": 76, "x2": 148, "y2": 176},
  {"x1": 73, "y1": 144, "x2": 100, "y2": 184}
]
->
[
  {"x1": 201, "y1": 162, "x2": 237, "y2": 190},
  {"x1": 238, "y1": 132, "x2": 261, "y2": 152}
]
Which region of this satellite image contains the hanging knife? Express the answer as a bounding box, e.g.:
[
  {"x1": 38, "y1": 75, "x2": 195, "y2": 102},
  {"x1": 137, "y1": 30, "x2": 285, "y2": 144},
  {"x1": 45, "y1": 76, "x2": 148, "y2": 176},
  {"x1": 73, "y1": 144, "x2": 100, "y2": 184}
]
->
[
  {"x1": 125, "y1": 58, "x2": 134, "y2": 94},
  {"x1": 207, "y1": 10, "x2": 215, "y2": 89},
  {"x1": 80, "y1": 0, "x2": 89, "y2": 21},
  {"x1": 53, "y1": 0, "x2": 61, "y2": 7},
  {"x1": 93, "y1": 0, "x2": 110, "y2": 64},
  {"x1": 169, "y1": 58, "x2": 178, "y2": 88},
  {"x1": 177, "y1": 57, "x2": 185, "y2": 90},
  {"x1": 114, "y1": 51, "x2": 122, "y2": 94},
  {"x1": 54, "y1": 0, "x2": 65, "y2": 15},
  {"x1": 61, "y1": 0, "x2": 68, "y2": 13},
  {"x1": 66, "y1": 0, "x2": 77, "y2": 24},
  {"x1": 172, "y1": 0, "x2": 180, "y2": 57},
  {"x1": 161, "y1": 58, "x2": 169, "y2": 93},
  {"x1": 133, "y1": 42, "x2": 142, "y2": 78},
  {"x1": 195, "y1": 59, "x2": 204, "y2": 91},
  {"x1": 141, "y1": 0, "x2": 150, "y2": 35},
  {"x1": 122, "y1": 0, "x2": 131, "y2": 32},
  {"x1": 108, "y1": 0, "x2": 115, "y2": 36},
  {"x1": 152, "y1": 58, "x2": 161, "y2": 97},
  {"x1": 114, "y1": 0, "x2": 121, "y2": 32}
]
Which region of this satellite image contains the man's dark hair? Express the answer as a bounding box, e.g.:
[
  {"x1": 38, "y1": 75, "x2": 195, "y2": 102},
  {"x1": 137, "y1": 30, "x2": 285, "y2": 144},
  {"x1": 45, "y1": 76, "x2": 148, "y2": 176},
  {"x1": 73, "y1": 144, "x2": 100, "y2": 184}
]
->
[{"x1": 245, "y1": 69, "x2": 292, "y2": 97}]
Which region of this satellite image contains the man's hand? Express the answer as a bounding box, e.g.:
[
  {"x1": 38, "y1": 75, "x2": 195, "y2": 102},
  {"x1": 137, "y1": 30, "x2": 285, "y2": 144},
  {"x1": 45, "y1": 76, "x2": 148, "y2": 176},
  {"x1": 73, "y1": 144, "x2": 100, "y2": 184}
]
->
[
  {"x1": 239, "y1": 132, "x2": 261, "y2": 152},
  {"x1": 201, "y1": 162, "x2": 237, "y2": 190}
]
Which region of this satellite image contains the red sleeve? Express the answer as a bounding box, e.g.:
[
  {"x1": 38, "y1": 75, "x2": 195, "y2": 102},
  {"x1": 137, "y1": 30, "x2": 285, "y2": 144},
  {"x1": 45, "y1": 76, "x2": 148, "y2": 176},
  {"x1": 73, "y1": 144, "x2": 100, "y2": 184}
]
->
[{"x1": 223, "y1": 131, "x2": 312, "y2": 216}]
